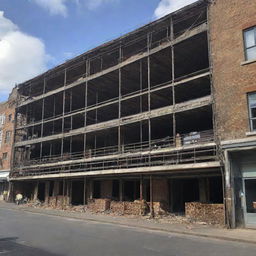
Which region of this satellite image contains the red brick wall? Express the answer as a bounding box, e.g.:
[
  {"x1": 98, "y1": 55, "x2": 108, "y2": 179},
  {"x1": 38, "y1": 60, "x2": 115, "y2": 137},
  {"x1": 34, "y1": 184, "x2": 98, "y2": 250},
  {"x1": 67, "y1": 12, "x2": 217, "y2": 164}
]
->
[
  {"x1": 209, "y1": 0, "x2": 256, "y2": 140},
  {"x1": 0, "y1": 100, "x2": 15, "y2": 171}
]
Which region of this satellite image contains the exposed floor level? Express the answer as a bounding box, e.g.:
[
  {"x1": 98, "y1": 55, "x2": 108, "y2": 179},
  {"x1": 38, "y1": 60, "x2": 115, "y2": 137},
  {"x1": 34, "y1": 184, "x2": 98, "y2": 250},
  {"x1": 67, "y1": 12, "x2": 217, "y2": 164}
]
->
[{"x1": 0, "y1": 204, "x2": 256, "y2": 256}]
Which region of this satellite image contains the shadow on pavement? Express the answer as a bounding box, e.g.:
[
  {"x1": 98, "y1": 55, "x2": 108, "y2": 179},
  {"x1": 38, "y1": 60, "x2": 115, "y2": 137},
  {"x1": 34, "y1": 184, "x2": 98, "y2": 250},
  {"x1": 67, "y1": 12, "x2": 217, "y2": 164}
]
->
[{"x1": 0, "y1": 237, "x2": 61, "y2": 256}]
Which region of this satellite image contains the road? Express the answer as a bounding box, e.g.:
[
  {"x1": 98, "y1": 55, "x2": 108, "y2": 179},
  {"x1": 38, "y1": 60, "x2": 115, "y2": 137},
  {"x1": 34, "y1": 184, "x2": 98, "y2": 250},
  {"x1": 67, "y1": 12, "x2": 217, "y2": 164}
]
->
[{"x1": 0, "y1": 207, "x2": 256, "y2": 256}]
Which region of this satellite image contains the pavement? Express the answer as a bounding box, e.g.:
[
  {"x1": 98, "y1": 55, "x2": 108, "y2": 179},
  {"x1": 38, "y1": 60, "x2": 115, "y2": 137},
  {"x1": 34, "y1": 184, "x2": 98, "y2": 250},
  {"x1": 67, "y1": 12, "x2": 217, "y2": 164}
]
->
[
  {"x1": 0, "y1": 201, "x2": 256, "y2": 245},
  {"x1": 1, "y1": 204, "x2": 256, "y2": 256}
]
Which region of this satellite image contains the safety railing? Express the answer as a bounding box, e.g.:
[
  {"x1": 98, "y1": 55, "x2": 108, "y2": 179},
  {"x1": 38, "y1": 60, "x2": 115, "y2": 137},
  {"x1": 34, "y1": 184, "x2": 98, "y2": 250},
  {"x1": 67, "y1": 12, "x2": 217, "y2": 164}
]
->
[
  {"x1": 11, "y1": 143, "x2": 218, "y2": 178},
  {"x1": 13, "y1": 130, "x2": 214, "y2": 169}
]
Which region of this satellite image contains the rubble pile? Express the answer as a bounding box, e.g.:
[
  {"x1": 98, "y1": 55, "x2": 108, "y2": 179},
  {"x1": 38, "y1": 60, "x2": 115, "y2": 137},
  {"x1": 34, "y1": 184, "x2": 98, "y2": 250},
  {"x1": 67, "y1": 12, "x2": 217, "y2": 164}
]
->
[
  {"x1": 123, "y1": 201, "x2": 141, "y2": 215},
  {"x1": 87, "y1": 199, "x2": 111, "y2": 212},
  {"x1": 110, "y1": 201, "x2": 124, "y2": 214},
  {"x1": 185, "y1": 202, "x2": 225, "y2": 225},
  {"x1": 152, "y1": 201, "x2": 169, "y2": 215}
]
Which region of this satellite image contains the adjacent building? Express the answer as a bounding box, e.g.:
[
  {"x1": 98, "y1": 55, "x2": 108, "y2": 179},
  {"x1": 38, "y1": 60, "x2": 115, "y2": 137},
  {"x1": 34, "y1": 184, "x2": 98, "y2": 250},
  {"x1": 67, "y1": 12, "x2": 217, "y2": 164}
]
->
[
  {"x1": 210, "y1": 0, "x2": 256, "y2": 228},
  {"x1": 0, "y1": 89, "x2": 17, "y2": 200}
]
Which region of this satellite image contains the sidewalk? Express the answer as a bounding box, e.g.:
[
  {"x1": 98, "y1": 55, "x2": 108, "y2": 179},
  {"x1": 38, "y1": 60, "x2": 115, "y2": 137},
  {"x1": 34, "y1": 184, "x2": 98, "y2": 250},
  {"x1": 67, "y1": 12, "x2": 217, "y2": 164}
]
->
[{"x1": 1, "y1": 201, "x2": 256, "y2": 244}]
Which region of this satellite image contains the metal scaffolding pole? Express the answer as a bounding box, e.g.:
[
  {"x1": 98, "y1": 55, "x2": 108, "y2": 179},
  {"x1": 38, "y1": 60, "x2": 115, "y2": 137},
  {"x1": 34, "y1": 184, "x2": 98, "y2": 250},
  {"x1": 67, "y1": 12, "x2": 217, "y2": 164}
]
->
[
  {"x1": 40, "y1": 77, "x2": 46, "y2": 159},
  {"x1": 140, "y1": 175, "x2": 143, "y2": 201},
  {"x1": 118, "y1": 45, "x2": 122, "y2": 153},
  {"x1": 170, "y1": 17, "x2": 176, "y2": 142},
  {"x1": 83, "y1": 177, "x2": 87, "y2": 205},
  {"x1": 150, "y1": 175, "x2": 154, "y2": 218}
]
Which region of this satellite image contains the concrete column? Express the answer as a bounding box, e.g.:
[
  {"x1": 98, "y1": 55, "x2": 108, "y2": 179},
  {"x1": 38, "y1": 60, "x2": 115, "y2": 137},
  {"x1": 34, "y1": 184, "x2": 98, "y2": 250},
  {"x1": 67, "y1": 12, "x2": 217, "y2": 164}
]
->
[
  {"x1": 119, "y1": 179, "x2": 123, "y2": 201},
  {"x1": 33, "y1": 182, "x2": 39, "y2": 201},
  {"x1": 140, "y1": 176, "x2": 143, "y2": 201},
  {"x1": 89, "y1": 179, "x2": 93, "y2": 200},
  {"x1": 7, "y1": 181, "x2": 14, "y2": 202},
  {"x1": 45, "y1": 181, "x2": 50, "y2": 204},
  {"x1": 83, "y1": 177, "x2": 87, "y2": 205},
  {"x1": 65, "y1": 180, "x2": 70, "y2": 205},
  {"x1": 69, "y1": 180, "x2": 72, "y2": 205},
  {"x1": 150, "y1": 176, "x2": 154, "y2": 218},
  {"x1": 169, "y1": 179, "x2": 174, "y2": 212},
  {"x1": 133, "y1": 181, "x2": 137, "y2": 200}
]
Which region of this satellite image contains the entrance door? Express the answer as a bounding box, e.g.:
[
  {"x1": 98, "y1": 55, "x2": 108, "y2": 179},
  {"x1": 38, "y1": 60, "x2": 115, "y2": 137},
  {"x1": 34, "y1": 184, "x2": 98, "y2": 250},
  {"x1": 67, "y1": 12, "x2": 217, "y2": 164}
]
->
[{"x1": 243, "y1": 178, "x2": 256, "y2": 228}]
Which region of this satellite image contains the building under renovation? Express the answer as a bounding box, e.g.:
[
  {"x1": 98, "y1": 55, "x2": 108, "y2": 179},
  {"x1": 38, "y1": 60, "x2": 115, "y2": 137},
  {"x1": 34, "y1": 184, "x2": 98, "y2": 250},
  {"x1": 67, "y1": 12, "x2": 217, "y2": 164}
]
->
[{"x1": 10, "y1": 0, "x2": 224, "y2": 224}]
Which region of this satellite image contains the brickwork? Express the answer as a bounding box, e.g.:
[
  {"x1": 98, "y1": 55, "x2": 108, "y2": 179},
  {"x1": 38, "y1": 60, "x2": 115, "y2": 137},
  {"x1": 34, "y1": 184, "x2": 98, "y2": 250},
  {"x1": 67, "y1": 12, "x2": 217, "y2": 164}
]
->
[
  {"x1": 209, "y1": 0, "x2": 256, "y2": 141},
  {"x1": 0, "y1": 90, "x2": 17, "y2": 171},
  {"x1": 185, "y1": 202, "x2": 225, "y2": 225}
]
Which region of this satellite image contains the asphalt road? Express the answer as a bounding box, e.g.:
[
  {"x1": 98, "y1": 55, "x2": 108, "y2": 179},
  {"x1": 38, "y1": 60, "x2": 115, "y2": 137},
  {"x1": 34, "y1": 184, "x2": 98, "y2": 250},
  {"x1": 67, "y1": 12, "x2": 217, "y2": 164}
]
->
[{"x1": 0, "y1": 207, "x2": 256, "y2": 256}]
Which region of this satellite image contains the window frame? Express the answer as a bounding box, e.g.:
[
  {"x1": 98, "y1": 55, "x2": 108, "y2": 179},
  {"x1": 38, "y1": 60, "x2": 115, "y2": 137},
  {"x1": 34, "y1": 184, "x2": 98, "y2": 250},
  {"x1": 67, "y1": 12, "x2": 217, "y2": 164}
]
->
[
  {"x1": 2, "y1": 152, "x2": 8, "y2": 160},
  {"x1": 0, "y1": 115, "x2": 5, "y2": 126},
  {"x1": 247, "y1": 92, "x2": 256, "y2": 132},
  {"x1": 243, "y1": 26, "x2": 256, "y2": 61},
  {"x1": 4, "y1": 130, "x2": 12, "y2": 144}
]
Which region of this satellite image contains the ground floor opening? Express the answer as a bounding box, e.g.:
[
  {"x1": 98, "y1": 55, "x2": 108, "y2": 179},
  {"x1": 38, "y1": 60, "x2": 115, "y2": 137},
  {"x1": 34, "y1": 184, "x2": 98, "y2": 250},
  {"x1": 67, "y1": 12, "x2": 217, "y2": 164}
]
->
[{"x1": 11, "y1": 167, "x2": 224, "y2": 225}]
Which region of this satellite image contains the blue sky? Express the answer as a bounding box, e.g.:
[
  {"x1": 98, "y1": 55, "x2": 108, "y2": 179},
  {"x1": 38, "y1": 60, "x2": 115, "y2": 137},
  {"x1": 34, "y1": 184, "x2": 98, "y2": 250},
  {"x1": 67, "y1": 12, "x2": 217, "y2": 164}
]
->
[{"x1": 0, "y1": 0, "x2": 195, "y2": 102}]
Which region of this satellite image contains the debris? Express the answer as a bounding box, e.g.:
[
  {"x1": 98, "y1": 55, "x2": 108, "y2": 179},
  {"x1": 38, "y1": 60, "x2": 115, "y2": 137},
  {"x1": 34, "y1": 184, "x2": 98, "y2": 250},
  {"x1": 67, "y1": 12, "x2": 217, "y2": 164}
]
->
[{"x1": 185, "y1": 202, "x2": 225, "y2": 225}]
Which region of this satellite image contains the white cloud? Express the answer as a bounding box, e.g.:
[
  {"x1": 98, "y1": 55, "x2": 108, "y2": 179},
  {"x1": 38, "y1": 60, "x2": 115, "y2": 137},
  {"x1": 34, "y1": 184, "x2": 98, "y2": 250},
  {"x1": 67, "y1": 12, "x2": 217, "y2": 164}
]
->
[
  {"x1": 31, "y1": 0, "x2": 116, "y2": 16},
  {"x1": 31, "y1": 0, "x2": 68, "y2": 17},
  {"x1": 85, "y1": 0, "x2": 117, "y2": 10},
  {"x1": 154, "y1": 0, "x2": 197, "y2": 19},
  {"x1": 0, "y1": 11, "x2": 48, "y2": 99}
]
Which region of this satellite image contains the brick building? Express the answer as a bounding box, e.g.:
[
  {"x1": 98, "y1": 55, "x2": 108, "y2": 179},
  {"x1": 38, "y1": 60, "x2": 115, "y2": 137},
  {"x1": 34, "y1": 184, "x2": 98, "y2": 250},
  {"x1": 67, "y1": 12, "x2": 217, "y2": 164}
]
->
[
  {"x1": 9, "y1": 0, "x2": 225, "y2": 224},
  {"x1": 210, "y1": 0, "x2": 256, "y2": 228},
  {"x1": 0, "y1": 89, "x2": 17, "y2": 200}
]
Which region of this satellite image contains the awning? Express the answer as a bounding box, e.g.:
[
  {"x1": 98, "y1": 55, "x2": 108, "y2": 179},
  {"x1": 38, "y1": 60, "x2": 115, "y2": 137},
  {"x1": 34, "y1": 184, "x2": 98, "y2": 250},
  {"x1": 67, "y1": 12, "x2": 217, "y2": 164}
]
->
[{"x1": 0, "y1": 170, "x2": 10, "y2": 182}]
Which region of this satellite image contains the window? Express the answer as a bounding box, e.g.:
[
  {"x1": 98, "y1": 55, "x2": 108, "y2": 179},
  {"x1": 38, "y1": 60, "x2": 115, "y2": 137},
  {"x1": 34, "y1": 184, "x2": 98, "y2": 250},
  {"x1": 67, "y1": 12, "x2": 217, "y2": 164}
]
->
[
  {"x1": 244, "y1": 27, "x2": 256, "y2": 61},
  {"x1": 4, "y1": 131, "x2": 12, "y2": 143},
  {"x1": 8, "y1": 114, "x2": 12, "y2": 122},
  {"x1": 2, "y1": 152, "x2": 8, "y2": 160},
  {"x1": 0, "y1": 115, "x2": 5, "y2": 126},
  {"x1": 0, "y1": 130, "x2": 2, "y2": 148},
  {"x1": 248, "y1": 93, "x2": 256, "y2": 131}
]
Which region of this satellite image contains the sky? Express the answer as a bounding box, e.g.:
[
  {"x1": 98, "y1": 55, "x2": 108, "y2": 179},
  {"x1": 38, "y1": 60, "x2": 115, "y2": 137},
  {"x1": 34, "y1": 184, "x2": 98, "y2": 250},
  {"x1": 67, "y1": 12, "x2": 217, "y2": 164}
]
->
[{"x1": 0, "y1": 0, "x2": 196, "y2": 102}]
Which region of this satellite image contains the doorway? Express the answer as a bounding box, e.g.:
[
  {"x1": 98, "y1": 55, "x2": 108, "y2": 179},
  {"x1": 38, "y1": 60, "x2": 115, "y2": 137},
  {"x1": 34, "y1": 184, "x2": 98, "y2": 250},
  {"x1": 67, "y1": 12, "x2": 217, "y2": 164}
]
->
[{"x1": 243, "y1": 178, "x2": 256, "y2": 227}]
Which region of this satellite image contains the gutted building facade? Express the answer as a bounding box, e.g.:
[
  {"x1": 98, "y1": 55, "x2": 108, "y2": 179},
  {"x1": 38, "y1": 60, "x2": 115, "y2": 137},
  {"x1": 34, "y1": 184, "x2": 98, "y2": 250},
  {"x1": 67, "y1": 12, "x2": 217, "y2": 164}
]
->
[
  {"x1": 10, "y1": 0, "x2": 224, "y2": 223},
  {"x1": 210, "y1": 0, "x2": 256, "y2": 228},
  {"x1": 0, "y1": 89, "x2": 17, "y2": 200}
]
